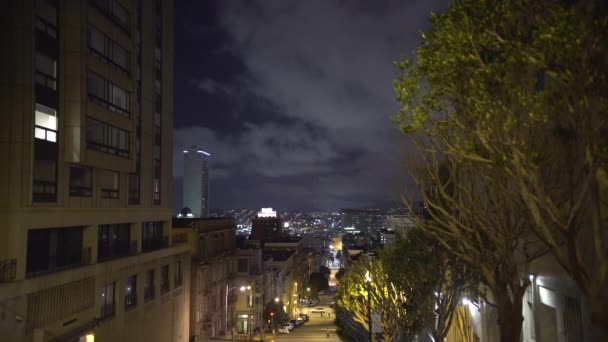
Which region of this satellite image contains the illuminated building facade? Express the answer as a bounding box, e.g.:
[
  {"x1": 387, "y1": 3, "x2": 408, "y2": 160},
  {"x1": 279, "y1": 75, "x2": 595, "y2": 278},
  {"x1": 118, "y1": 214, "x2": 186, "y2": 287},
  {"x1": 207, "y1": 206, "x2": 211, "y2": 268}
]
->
[
  {"x1": 250, "y1": 208, "x2": 283, "y2": 242},
  {"x1": 182, "y1": 145, "x2": 210, "y2": 218},
  {"x1": 0, "y1": 1, "x2": 190, "y2": 341}
]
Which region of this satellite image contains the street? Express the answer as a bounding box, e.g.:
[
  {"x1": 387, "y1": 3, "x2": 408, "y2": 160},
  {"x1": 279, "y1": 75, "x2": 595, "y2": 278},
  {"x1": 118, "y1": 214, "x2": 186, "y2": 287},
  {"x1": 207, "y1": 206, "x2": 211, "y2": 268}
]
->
[{"x1": 266, "y1": 305, "x2": 340, "y2": 342}]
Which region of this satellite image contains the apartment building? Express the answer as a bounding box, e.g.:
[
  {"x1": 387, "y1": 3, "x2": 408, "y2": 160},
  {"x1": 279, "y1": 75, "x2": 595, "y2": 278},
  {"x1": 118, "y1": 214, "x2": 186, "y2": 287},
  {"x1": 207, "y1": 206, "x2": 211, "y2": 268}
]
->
[
  {"x1": 0, "y1": 1, "x2": 189, "y2": 341},
  {"x1": 172, "y1": 217, "x2": 236, "y2": 341}
]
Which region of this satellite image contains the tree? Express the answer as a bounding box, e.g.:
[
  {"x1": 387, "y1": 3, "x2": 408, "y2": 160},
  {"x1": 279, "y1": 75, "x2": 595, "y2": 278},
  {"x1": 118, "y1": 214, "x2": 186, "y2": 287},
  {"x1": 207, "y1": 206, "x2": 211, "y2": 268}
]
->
[
  {"x1": 304, "y1": 272, "x2": 330, "y2": 299},
  {"x1": 264, "y1": 301, "x2": 288, "y2": 329},
  {"x1": 335, "y1": 267, "x2": 346, "y2": 280},
  {"x1": 320, "y1": 265, "x2": 331, "y2": 280},
  {"x1": 336, "y1": 258, "x2": 413, "y2": 342},
  {"x1": 393, "y1": 0, "x2": 608, "y2": 339},
  {"x1": 382, "y1": 227, "x2": 476, "y2": 342}
]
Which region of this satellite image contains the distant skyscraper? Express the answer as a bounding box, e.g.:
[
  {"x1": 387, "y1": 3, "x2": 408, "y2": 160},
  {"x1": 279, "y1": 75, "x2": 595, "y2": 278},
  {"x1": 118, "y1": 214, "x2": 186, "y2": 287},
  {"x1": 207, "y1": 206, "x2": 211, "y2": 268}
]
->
[{"x1": 183, "y1": 146, "x2": 210, "y2": 217}]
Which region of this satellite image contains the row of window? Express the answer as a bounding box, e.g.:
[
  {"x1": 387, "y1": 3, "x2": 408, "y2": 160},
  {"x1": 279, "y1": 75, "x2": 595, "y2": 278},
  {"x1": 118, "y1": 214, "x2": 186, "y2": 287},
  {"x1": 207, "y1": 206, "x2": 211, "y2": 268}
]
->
[
  {"x1": 88, "y1": 25, "x2": 130, "y2": 74},
  {"x1": 86, "y1": 116, "x2": 130, "y2": 157},
  {"x1": 90, "y1": 0, "x2": 130, "y2": 34},
  {"x1": 88, "y1": 72, "x2": 130, "y2": 116},
  {"x1": 100, "y1": 260, "x2": 183, "y2": 319},
  {"x1": 26, "y1": 222, "x2": 167, "y2": 275},
  {"x1": 152, "y1": 1, "x2": 163, "y2": 206}
]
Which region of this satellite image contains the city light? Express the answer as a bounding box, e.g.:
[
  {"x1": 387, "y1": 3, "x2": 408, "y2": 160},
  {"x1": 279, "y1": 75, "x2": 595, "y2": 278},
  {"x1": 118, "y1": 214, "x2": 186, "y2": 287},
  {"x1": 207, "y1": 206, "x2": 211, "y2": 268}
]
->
[{"x1": 257, "y1": 207, "x2": 277, "y2": 217}]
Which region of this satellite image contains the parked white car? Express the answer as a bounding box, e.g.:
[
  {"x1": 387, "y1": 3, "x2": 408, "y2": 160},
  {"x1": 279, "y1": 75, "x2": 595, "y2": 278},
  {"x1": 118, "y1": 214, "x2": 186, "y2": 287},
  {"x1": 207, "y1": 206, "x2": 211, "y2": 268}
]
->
[{"x1": 278, "y1": 326, "x2": 290, "y2": 334}]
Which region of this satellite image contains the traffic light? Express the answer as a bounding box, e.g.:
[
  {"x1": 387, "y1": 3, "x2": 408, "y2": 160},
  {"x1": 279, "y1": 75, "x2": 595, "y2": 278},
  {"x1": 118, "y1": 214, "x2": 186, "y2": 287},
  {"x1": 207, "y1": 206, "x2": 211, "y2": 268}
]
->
[{"x1": 270, "y1": 312, "x2": 274, "y2": 317}]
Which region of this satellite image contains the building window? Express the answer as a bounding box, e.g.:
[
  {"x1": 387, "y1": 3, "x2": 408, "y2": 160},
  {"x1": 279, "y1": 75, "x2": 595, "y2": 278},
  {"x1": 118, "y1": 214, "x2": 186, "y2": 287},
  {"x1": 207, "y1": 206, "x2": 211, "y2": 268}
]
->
[
  {"x1": 144, "y1": 269, "x2": 154, "y2": 301},
  {"x1": 125, "y1": 275, "x2": 137, "y2": 309},
  {"x1": 142, "y1": 221, "x2": 164, "y2": 252},
  {"x1": 87, "y1": 72, "x2": 130, "y2": 116},
  {"x1": 153, "y1": 159, "x2": 161, "y2": 204},
  {"x1": 69, "y1": 166, "x2": 92, "y2": 196},
  {"x1": 35, "y1": 53, "x2": 57, "y2": 90},
  {"x1": 90, "y1": 0, "x2": 130, "y2": 34},
  {"x1": 128, "y1": 172, "x2": 140, "y2": 204},
  {"x1": 32, "y1": 158, "x2": 57, "y2": 202},
  {"x1": 175, "y1": 259, "x2": 183, "y2": 288},
  {"x1": 86, "y1": 117, "x2": 130, "y2": 157},
  {"x1": 35, "y1": 0, "x2": 57, "y2": 38},
  {"x1": 99, "y1": 170, "x2": 119, "y2": 199},
  {"x1": 87, "y1": 26, "x2": 130, "y2": 73},
  {"x1": 237, "y1": 258, "x2": 249, "y2": 273},
  {"x1": 26, "y1": 227, "x2": 84, "y2": 275},
  {"x1": 100, "y1": 282, "x2": 115, "y2": 319},
  {"x1": 34, "y1": 104, "x2": 57, "y2": 142},
  {"x1": 160, "y1": 264, "x2": 169, "y2": 294},
  {"x1": 97, "y1": 223, "x2": 130, "y2": 260}
]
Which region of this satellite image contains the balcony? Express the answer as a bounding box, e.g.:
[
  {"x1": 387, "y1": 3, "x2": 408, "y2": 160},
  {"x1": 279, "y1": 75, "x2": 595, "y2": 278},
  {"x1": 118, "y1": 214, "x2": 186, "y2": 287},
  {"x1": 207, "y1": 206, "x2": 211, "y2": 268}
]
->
[
  {"x1": 0, "y1": 259, "x2": 17, "y2": 283},
  {"x1": 97, "y1": 240, "x2": 137, "y2": 261},
  {"x1": 26, "y1": 247, "x2": 91, "y2": 277},
  {"x1": 141, "y1": 236, "x2": 169, "y2": 253}
]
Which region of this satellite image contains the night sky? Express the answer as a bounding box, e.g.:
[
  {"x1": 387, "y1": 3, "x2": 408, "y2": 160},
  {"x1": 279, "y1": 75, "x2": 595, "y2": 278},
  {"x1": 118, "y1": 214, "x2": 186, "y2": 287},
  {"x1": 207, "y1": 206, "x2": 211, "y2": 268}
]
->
[{"x1": 173, "y1": 0, "x2": 448, "y2": 212}]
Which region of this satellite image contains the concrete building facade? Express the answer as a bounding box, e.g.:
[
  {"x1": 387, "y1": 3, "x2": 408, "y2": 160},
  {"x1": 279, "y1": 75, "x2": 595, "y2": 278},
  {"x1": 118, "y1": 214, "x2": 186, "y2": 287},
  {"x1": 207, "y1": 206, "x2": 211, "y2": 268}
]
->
[
  {"x1": 0, "y1": 1, "x2": 189, "y2": 342},
  {"x1": 172, "y1": 217, "x2": 236, "y2": 341}
]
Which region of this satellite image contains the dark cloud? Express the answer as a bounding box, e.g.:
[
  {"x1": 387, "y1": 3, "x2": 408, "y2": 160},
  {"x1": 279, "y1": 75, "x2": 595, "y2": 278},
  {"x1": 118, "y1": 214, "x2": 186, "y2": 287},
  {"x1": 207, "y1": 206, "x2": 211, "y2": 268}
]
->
[{"x1": 174, "y1": 0, "x2": 447, "y2": 211}]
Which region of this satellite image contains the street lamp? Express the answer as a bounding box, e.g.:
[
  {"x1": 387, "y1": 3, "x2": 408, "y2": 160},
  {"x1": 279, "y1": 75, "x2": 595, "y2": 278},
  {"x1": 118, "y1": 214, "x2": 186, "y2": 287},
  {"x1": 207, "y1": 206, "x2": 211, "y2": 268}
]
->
[
  {"x1": 225, "y1": 285, "x2": 251, "y2": 338},
  {"x1": 365, "y1": 270, "x2": 372, "y2": 342},
  {"x1": 240, "y1": 285, "x2": 253, "y2": 341}
]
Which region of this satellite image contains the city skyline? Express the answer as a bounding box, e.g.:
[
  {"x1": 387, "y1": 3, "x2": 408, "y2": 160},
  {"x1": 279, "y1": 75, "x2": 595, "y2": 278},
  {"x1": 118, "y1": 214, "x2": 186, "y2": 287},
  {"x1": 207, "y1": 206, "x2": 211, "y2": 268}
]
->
[{"x1": 171, "y1": 0, "x2": 448, "y2": 211}]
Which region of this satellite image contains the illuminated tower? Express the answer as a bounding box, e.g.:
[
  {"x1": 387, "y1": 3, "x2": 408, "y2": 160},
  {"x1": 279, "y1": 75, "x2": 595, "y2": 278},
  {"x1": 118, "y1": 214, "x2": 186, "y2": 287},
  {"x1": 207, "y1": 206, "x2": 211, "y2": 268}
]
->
[{"x1": 183, "y1": 145, "x2": 210, "y2": 217}]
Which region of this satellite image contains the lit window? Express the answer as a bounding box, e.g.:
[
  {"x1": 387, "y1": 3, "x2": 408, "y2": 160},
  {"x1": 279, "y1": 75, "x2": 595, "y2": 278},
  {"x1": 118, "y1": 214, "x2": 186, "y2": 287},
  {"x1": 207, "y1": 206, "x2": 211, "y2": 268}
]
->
[
  {"x1": 34, "y1": 104, "x2": 57, "y2": 142},
  {"x1": 100, "y1": 282, "x2": 115, "y2": 319}
]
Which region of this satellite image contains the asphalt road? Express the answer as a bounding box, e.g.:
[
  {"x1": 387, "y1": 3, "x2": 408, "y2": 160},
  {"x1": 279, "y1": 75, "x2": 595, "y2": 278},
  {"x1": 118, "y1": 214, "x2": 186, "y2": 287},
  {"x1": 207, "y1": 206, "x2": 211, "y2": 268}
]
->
[{"x1": 266, "y1": 305, "x2": 340, "y2": 342}]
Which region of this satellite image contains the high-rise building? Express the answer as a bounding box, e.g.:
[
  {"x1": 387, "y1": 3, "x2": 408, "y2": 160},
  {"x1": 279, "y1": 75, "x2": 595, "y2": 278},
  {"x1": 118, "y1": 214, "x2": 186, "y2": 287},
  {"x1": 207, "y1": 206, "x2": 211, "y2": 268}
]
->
[
  {"x1": 341, "y1": 209, "x2": 384, "y2": 235},
  {"x1": 182, "y1": 146, "x2": 210, "y2": 218},
  {"x1": 250, "y1": 208, "x2": 283, "y2": 242},
  {"x1": 0, "y1": 1, "x2": 190, "y2": 341}
]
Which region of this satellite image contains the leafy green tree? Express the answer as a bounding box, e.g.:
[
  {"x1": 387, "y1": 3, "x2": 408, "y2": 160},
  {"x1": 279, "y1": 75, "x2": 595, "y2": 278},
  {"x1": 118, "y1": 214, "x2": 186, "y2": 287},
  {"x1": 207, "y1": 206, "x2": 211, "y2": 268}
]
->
[
  {"x1": 382, "y1": 228, "x2": 477, "y2": 342},
  {"x1": 336, "y1": 258, "x2": 413, "y2": 341},
  {"x1": 393, "y1": 0, "x2": 608, "y2": 339}
]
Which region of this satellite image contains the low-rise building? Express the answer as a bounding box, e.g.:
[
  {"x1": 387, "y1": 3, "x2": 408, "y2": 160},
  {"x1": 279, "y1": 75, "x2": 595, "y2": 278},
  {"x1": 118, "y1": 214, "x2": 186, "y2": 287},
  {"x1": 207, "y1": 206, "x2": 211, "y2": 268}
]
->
[{"x1": 172, "y1": 217, "x2": 236, "y2": 341}]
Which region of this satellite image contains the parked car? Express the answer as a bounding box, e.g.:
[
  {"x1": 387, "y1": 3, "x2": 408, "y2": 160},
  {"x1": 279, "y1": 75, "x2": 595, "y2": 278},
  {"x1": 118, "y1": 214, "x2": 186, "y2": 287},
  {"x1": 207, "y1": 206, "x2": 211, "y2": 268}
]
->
[
  {"x1": 284, "y1": 323, "x2": 294, "y2": 331},
  {"x1": 277, "y1": 326, "x2": 290, "y2": 334}
]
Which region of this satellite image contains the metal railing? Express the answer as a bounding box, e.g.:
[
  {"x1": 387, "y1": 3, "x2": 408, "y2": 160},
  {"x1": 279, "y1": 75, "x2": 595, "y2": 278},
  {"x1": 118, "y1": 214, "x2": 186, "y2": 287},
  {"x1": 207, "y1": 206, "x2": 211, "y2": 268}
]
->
[{"x1": 141, "y1": 236, "x2": 169, "y2": 252}]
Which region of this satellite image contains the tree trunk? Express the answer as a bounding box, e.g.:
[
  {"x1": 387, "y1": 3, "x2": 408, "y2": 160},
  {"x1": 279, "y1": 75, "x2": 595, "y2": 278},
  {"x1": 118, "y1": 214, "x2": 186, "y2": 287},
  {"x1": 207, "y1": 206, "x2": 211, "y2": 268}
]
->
[
  {"x1": 496, "y1": 295, "x2": 524, "y2": 342},
  {"x1": 590, "y1": 307, "x2": 608, "y2": 341}
]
